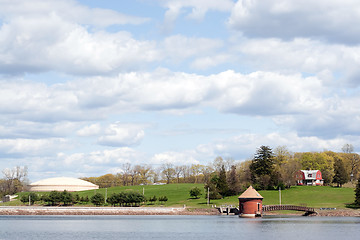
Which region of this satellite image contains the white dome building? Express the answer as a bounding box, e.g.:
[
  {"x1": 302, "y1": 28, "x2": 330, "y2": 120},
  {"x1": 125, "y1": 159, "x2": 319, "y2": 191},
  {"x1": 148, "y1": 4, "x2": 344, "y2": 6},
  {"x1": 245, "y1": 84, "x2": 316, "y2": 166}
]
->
[{"x1": 28, "y1": 177, "x2": 99, "y2": 192}]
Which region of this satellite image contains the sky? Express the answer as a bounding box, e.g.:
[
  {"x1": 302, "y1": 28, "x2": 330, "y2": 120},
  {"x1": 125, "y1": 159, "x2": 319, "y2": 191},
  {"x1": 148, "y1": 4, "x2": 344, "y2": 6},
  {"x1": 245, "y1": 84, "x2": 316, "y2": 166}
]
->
[{"x1": 1, "y1": 0, "x2": 360, "y2": 182}]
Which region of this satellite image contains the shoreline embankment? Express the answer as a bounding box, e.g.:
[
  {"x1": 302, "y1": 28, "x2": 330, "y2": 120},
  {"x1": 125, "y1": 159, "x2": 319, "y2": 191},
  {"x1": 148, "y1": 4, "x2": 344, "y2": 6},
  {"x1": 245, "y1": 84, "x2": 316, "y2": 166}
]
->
[
  {"x1": 1, "y1": 206, "x2": 360, "y2": 216},
  {"x1": 0, "y1": 206, "x2": 219, "y2": 216}
]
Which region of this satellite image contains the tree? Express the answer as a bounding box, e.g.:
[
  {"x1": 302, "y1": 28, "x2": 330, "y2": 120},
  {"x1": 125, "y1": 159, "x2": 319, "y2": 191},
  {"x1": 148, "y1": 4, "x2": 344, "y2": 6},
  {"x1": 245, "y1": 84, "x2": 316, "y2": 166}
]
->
[
  {"x1": 2, "y1": 166, "x2": 28, "y2": 195},
  {"x1": 91, "y1": 193, "x2": 105, "y2": 206},
  {"x1": 355, "y1": 178, "x2": 360, "y2": 206},
  {"x1": 333, "y1": 157, "x2": 349, "y2": 187},
  {"x1": 149, "y1": 195, "x2": 157, "y2": 204},
  {"x1": 217, "y1": 165, "x2": 230, "y2": 196},
  {"x1": 158, "y1": 196, "x2": 168, "y2": 204},
  {"x1": 250, "y1": 146, "x2": 275, "y2": 189},
  {"x1": 250, "y1": 146, "x2": 275, "y2": 177},
  {"x1": 61, "y1": 190, "x2": 73, "y2": 206},
  {"x1": 20, "y1": 193, "x2": 39, "y2": 205},
  {"x1": 48, "y1": 191, "x2": 62, "y2": 206},
  {"x1": 189, "y1": 187, "x2": 202, "y2": 199},
  {"x1": 204, "y1": 174, "x2": 221, "y2": 200},
  {"x1": 227, "y1": 165, "x2": 241, "y2": 195},
  {"x1": 161, "y1": 163, "x2": 175, "y2": 184}
]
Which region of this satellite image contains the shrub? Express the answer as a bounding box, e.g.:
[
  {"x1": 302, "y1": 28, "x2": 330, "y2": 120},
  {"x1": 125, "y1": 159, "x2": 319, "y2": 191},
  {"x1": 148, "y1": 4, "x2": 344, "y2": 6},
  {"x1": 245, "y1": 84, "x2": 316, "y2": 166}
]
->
[
  {"x1": 91, "y1": 193, "x2": 105, "y2": 206},
  {"x1": 20, "y1": 193, "x2": 39, "y2": 205},
  {"x1": 189, "y1": 187, "x2": 202, "y2": 199}
]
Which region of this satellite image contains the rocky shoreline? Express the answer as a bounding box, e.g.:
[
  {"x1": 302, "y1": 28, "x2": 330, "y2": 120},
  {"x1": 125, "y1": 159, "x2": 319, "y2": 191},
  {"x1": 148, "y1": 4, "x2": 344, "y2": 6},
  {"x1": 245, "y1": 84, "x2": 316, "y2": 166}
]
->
[
  {"x1": 1, "y1": 206, "x2": 359, "y2": 217},
  {"x1": 0, "y1": 206, "x2": 219, "y2": 216}
]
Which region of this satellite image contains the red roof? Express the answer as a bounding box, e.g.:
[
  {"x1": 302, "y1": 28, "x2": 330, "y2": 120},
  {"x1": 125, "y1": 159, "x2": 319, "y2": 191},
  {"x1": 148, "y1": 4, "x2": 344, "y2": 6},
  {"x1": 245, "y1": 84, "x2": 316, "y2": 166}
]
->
[{"x1": 238, "y1": 186, "x2": 263, "y2": 199}]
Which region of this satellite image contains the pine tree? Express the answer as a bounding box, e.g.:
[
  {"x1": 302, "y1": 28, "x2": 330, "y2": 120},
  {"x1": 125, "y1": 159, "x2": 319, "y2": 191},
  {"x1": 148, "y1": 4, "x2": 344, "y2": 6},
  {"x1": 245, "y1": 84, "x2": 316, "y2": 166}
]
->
[
  {"x1": 250, "y1": 146, "x2": 275, "y2": 189},
  {"x1": 217, "y1": 165, "x2": 230, "y2": 197},
  {"x1": 355, "y1": 178, "x2": 360, "y2": 206},
  {"x1": 333, "y1": 157, "x2": 349, "y2": 187},
  {"x1": 228, "y1": 165, "x2": 241, "y2": 195}
]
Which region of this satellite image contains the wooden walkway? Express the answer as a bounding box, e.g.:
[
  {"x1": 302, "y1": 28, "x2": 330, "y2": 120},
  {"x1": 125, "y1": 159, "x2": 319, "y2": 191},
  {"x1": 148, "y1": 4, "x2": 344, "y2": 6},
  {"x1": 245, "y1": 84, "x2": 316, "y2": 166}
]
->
[{"x1": 262, "y1": 205, "x2": 317, "y2": 216}]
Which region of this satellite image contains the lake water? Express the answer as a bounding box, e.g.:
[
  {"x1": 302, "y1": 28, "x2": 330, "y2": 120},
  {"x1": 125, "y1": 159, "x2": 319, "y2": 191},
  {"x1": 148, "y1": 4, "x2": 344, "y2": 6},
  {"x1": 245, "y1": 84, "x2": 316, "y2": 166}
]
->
[{"x1": 1, "y1": 215, "x2": 359, "y2": 240}]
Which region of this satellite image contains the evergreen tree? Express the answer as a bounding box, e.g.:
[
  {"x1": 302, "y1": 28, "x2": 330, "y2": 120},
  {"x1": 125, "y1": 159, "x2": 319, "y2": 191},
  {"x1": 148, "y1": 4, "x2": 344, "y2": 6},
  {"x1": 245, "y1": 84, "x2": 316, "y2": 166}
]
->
[
  {"x1": 355, "y1": 178, "x2": 360, "y2": 206},
  {"x1": 217, "y1": 165, "x2": 230, "y2": 197},
  {"x1": 333, "y1": 157, "x2": 349, "y2": 187},
  {"x1": 250, "y1": 146, "x2": 275, "y2": 189},
  {"x1": 204, "y1": 174, "x2": 221, "y2": 200},
  {"x1": 61, "y1": 190, "x2": 73, "y2": 206},
  {"x1": 228, "y1": 165, "x2": 241, "y2": 195},
  {"x1": 189, "y1": 187, "x2": 202, "y2": 199},
  {"x1": 91, "y1": 193, "x2": 105, "y2": 206}
]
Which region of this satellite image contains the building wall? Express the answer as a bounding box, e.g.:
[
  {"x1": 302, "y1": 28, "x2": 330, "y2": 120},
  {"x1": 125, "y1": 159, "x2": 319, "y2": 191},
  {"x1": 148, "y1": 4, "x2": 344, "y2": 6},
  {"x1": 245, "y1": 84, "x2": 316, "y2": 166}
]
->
[
  {"x1": 29, "y1": 185, "x2": 99, "y2": 192},
  {"x1": 239, "y1": 199, "x2": 262, "y2": 217}
]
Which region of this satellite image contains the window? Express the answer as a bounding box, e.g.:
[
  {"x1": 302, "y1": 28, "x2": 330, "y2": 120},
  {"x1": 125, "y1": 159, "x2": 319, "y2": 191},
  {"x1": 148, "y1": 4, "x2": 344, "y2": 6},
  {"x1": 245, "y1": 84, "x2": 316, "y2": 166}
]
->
[{"x1": 308, "y1": 174, "x2": 312, "y2": 177}]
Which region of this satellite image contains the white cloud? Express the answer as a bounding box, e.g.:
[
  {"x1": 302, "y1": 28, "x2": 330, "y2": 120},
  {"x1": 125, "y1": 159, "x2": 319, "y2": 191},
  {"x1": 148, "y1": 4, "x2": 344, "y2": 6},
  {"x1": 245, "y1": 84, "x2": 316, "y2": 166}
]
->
[
  {"x1": 2, "y1": 68, "x2": 360, "y2": 140},
  {"x1": 233, "y1": 37, "x2": 360, "y2": 86},
  {"x1": 98, "y1": 122, "x2": 145, "y2": 147},
  {"x1": 228, "y1": 0, "x2": 360, "y2": 44},
  {"x1": 151, "y1": 151, "x2": 200, "y2": 165},
  {"x1": 163, "y1": 35, "x2": 223, "y2": 62},
  {"x1": 0, "y1": 0, "x2": 148, "y2": 27},
  {"x1": 0, "y1": 17, "x2": 160, "y2": 75},
  {"x1": 77, "y1": 123, "x2": 101, "y2": 137},
  {"x1": 198, "y1": 132, "x2": 352, "y2": 161},
  {"x1": 0, "y1": 2, "x2": 159, "y2": 76},
  {"x1": 159, "y1": 0, "x2": 234, "y2": 31},
  {"x1": 0, "y1": 138, "x2": 69, "y2": 157}
]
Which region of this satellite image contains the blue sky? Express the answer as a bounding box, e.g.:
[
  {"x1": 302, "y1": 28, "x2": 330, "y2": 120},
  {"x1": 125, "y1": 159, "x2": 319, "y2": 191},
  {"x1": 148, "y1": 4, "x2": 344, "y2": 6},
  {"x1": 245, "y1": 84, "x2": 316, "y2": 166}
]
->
[{"x1": 1, "y1": 0, "x2": 360, "y2": 181}]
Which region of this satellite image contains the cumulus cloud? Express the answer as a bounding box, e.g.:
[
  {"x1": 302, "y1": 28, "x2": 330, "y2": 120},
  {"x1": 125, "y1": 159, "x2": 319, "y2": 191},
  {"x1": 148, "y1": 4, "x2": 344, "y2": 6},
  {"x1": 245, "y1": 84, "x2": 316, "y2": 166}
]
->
[
  {"x1": 163, "y1": 35, "x2": 223, "y2": 62},
  {"x1": 0, "y1": 0, "x2": 148, "y2": 27},
  {"x1": 77, "y1": 123, "x2": 101, "y2": 137},
  {"x1": 98, "y1": 123, "x2": 145, "y2": 147},
  {"x1": 0, "y1": 16, "x2": 159, "y2": 75},
  {"x1": 0, "y1": 138, "x2": 70, "y2": 157},
  {"x1": 198, "y1": 132, "x2": 351, "y2": 161},
  {"x1": 151, "y1": 151, "x2": 200, "y2": 165},
  {"x1": 228, "y1": 0, "x2": 360, "y2": 44},
  {"x1": 233, "y1": 37, "x2": 360, "y2": 86},
  {"x1": 159, "y1": 0, "x2": 234, "y2": 31},
  {"x1": 2, "y1": 69, "x2": 360, "y2": 139}
]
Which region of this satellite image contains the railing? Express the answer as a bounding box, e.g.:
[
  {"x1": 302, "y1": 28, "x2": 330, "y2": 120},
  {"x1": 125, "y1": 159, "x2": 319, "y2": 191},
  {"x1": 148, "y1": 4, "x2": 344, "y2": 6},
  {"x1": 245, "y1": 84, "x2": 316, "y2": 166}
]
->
[{"x1": 262, "y1": 205, "x2": 316, "y2": 215}]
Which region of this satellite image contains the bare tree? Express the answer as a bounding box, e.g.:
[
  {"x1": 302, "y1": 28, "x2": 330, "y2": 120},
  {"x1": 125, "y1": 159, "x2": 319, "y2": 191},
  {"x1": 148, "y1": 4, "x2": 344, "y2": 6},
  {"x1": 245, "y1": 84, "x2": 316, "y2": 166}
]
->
[
  {"x1": 121, "y1": 163, "x2": 131, "y2": 186},
  {"x1": 342, "y1": 144, "x2": 358, "y2": 181},
  {"x1": 161, "y1": 163, "x2": 175, "y2": 184},
  {"x1": 342, "y1": 143, "x2": 354, "y2": 153},
  {"x1": 174, "y1": 166, "x2": 183, "y2": 183},
  {"x1": 2, "y1": 166, "x2": 28, "y2": 195}
]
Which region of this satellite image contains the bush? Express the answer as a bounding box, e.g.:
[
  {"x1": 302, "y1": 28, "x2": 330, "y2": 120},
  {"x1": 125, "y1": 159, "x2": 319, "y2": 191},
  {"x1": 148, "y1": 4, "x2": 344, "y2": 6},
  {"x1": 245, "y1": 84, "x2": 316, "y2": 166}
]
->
[
  {"x1": 158, "y1": 196, "x2": 168, "y2": 204},
  {"x1": 20, "y1": 193, "x2": 39, "y2": 205},
  {"x1": 149, "y1": 195, "x2": 157, "y2": 204},
  {"x1": 91, "y1": 193, "x2": 105, "y2": 206},
  {"x1": 189, "y1": 187, "x2": 202, "y2": 199},
  {"x1": 61, "y1": 190, "x2": 73, "y2": 206},
  {"x1": 48, "y1": 191, "x2": 62, "y2": 206}
]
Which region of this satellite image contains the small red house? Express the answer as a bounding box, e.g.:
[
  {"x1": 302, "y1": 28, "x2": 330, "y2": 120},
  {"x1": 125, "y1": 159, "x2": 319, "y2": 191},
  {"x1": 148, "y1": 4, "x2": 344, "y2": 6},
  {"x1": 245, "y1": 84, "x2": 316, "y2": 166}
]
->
[
  {"x1": 296, "y1": 170, "x2": 323, "y2": 186},
  {"x1": 238, "y1": 186, "x2": 263, "y2": 218}
]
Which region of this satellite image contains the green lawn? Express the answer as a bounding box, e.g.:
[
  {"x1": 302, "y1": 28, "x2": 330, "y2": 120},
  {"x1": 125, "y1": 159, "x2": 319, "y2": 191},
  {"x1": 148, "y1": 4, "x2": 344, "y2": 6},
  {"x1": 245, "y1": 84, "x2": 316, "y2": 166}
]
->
[{"x1": 2, "y1": 184, "x2": 357, "y2": 209}]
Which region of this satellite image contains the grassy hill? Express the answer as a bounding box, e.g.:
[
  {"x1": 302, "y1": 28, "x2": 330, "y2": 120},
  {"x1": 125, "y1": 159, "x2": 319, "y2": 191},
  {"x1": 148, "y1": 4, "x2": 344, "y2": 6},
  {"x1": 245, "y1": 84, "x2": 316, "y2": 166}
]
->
[{"x1": 3, "y1": 184, "x2": 357, "y2": 209}]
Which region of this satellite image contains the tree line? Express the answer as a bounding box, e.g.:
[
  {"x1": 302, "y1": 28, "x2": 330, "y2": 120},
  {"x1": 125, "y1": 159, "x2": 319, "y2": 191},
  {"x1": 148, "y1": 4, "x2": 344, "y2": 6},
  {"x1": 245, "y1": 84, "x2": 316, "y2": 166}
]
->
[
  {"x1": 19, "y1": 190, "x2": 168, "y2": 207},
  {"x1": 1, "y1": 144, "x2": 359, "y2": 198},
  {"x1": 81, "y1": 144, "x2": 359, "y2": 189}
]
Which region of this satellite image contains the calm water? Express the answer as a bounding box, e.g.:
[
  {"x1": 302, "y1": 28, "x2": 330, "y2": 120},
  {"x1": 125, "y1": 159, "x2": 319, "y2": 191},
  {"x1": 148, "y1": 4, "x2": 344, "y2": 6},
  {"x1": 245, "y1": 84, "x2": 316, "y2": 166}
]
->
[{"x1": 1, "y1": 215, "x2": 360, "y2": 240}]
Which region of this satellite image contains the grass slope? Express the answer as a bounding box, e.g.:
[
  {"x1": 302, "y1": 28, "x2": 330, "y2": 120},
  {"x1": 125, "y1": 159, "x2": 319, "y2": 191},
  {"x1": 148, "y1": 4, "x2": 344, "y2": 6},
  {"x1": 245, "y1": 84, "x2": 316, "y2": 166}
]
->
[{"x1": 3, "y1": 184, "x2": 356, "y2": 209}]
